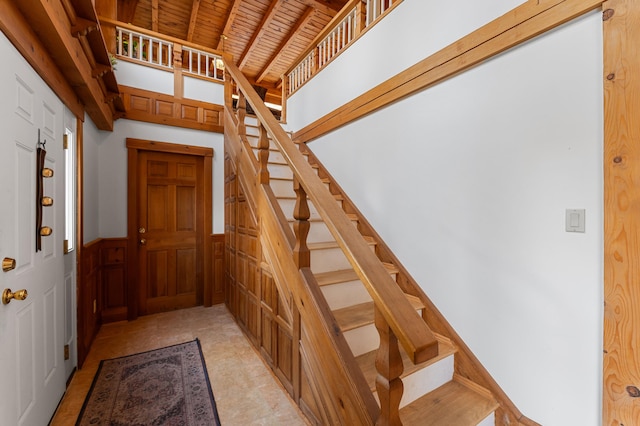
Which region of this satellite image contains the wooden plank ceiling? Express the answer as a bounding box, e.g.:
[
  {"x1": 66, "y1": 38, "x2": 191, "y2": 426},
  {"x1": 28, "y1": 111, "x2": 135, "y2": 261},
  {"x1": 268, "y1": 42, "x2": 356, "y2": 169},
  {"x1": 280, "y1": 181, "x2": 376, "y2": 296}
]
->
[{"x1": 116, "y1": 0, "x2": 348, "y2": 93}]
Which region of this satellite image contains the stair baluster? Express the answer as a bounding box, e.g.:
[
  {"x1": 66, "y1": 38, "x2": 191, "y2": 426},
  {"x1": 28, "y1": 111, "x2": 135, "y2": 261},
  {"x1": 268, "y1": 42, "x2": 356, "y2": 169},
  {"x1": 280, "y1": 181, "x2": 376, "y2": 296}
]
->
[
  {"x1": 293, "y1": 177, "x2": 311, "y2": 269},
  {"x1": 237, "y1": 91, "x2": 246, "y2": 137},
  {"x1": 258, "y1": 123, "x2": 270, "y2": 184},
  {"x1": 375, "y1": 305, "x2": 404, "y2": 426}
]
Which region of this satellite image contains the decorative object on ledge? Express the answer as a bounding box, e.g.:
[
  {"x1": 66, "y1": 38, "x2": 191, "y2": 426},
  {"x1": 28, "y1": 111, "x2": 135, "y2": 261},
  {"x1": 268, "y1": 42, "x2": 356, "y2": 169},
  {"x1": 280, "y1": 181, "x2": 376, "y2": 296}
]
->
[{"x1": 36, "y1": 129, "x2": 53, "y2": 252}]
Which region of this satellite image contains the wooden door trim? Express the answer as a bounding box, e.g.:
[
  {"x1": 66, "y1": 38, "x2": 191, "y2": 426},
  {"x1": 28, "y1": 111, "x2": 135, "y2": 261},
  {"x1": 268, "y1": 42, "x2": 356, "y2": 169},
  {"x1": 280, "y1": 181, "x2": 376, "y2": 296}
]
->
[{"x1": 126, "y1": 138, "x2": 213, "y2": 320}]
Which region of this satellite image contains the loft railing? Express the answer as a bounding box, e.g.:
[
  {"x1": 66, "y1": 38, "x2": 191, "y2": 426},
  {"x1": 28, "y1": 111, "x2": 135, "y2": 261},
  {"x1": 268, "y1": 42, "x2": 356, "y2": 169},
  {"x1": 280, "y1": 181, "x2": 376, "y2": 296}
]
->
[
  {"x1": 286, "y1": 0, "x2": 401, "y2": 95},
  {"x1": 116, "y1": 27, "x2": 173, "y2": 68},
  {"x1": 111, "y1": 22, "x2": 226, "y2": 82},
  {"x1": 225, "y1": 58, "x2": 438, "y2": 424}
]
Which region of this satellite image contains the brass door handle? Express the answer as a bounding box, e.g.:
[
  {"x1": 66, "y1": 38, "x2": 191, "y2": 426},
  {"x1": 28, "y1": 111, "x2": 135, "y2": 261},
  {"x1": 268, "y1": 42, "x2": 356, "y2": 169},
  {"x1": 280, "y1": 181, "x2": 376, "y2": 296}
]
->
[
  {"x1": 140, "y1": 239, "x2": 147, "y2": 245},
  {"x1": 138, "y1": 227, "x2": 146, "y2": 234},
  {"x1": 2, "y1": 288, "x2": 28, "y2": 305}
]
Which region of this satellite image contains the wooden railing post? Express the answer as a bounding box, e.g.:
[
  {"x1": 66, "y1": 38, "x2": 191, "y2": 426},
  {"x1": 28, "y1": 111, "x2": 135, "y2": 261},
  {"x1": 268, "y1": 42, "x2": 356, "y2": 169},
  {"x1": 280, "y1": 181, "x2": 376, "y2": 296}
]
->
[
  {"x1": 258, "y1": 123, "x2": 270, "y2": 184},
  {"x1": 356, "y1": 0, "x2": 367, "y2": 35},
  {"x1": 375, "y1": 305, "x2": 404, "y2": 426},
  {"x1": 293, "y1": 177, "x2": 310, "y2": 269}
]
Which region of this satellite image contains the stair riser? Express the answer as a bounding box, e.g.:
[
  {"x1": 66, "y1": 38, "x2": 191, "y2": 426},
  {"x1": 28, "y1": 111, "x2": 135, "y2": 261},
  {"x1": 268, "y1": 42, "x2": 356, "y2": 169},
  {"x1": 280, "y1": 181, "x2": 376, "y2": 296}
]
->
[
  {"x1": 268, "y1": 163, "x2": 294, "y2": 180},
  {"x1": 395, "y1": 354, "x2": 454, "y2": 409},
  {"x1": 271, "y1": 179, "x2": 330, "y2": 198},
  {"x1": 321, "y1": 280, "x2": 372, "y2": 310},
  {"x1": 252, "y1": 148, "x2": 288, "y2": 164},
  {"x1": 310, "y1": 246, "x2": 358, "y2": 274},
  {"x1": 342, "y1": 306, "x2": 422, "y2": 356},
  {"x1": 343, "y1": 325, "x2": 380, "y2": 357},
  {"x1": 290, "y1": 221, "x2": 335, "y2": 244},
  {"x1": 246, "y1": 134, "x2": 279, "y2": 150}
]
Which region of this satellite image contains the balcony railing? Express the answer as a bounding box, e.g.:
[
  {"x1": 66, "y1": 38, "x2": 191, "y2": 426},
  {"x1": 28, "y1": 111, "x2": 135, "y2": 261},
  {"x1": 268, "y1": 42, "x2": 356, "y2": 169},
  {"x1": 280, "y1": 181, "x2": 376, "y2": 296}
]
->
[
  {"x1": 115, "y1": 26, "x2": 225, "y2": 82},
  {"x1": 116, "y1": 28, "x2": 173, "y2": 68},
  {"x1": 286, "y1": 0, "x2": 400, "y2": 95}
]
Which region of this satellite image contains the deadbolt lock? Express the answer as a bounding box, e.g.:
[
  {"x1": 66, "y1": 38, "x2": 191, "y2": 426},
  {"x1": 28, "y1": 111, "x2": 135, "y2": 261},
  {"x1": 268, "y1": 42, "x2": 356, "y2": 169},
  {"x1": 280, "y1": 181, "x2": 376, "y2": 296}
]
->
[
  {"x1": 2, "y1": 258, "x2": 16, "y2": 272},
  {"x1": 139, "y1": 227, "x2": 146, "y2": 234}
]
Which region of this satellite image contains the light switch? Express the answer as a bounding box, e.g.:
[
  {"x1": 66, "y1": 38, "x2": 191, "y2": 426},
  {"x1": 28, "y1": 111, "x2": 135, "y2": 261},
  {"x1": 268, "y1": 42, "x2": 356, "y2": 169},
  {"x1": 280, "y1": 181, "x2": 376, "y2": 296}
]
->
[{"x1": 566, "y1": 209, "x2": 585, "y2": 233}]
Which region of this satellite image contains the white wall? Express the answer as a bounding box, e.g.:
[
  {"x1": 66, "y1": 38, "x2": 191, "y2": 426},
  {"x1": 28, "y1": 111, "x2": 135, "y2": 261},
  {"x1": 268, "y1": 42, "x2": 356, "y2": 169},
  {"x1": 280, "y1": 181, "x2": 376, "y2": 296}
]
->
[
  {"x1": 115, "y1": 61, "x2": 174, "y2": 95},
  {"x1": 287, "y1": 0, "x2": 524, "y2": 129},
  {"x1": 88, "y1": 119, "x2": 225, "y2": 238},
  {"x1": 287, "y1": 4, "x2": 603, "y2": 426},
  {"x1": 82, "y1": 116, "x2": 102, "y2": 243}
]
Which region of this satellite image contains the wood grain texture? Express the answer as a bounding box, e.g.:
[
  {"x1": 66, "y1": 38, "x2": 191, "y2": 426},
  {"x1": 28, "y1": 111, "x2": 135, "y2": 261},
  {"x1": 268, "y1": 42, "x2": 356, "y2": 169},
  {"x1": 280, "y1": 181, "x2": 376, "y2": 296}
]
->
[{"x1": 603, "y1": 0, "x2": 640, "y2": 424}]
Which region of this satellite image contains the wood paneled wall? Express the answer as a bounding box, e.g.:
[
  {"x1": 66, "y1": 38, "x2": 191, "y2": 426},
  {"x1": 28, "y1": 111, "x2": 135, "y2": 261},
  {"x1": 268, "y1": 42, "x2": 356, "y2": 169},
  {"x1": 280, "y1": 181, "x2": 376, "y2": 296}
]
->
[{"x1": 120, "y1": 85, "x2": 224, "y2": 133}]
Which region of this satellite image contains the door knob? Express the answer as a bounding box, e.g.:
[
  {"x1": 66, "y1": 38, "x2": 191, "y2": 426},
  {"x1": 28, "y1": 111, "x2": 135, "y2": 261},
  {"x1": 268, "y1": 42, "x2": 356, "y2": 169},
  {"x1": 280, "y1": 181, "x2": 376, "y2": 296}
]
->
[
  {"x1": 2, "y1": 258, "x2": 16, "y2": 272},
  {"x1": 140, "y1": 238, "x2": 147, "y2": 245},
  {"x1": 2, "y1": 288, "x2": 28, "y2": 305}
]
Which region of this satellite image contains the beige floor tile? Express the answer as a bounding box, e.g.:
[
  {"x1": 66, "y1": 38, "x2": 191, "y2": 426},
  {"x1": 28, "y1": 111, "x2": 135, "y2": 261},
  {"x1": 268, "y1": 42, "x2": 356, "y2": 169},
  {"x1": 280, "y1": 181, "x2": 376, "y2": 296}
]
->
[{"x1": 50, "y1": 305, "x2": 308, "y2": 426}]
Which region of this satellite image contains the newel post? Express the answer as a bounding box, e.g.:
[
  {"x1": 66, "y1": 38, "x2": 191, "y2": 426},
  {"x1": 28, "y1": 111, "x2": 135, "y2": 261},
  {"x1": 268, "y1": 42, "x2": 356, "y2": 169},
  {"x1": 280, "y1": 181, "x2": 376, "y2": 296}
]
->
[
  {"x1": 293, "y1": 177, "x2": 310, "y2": 269},
  {"x1": 374, "y1": 305, "x2": 404, "y2": 426},
  {"x1": 258, "y1": 123, "x2": 270, "y2": 184}
]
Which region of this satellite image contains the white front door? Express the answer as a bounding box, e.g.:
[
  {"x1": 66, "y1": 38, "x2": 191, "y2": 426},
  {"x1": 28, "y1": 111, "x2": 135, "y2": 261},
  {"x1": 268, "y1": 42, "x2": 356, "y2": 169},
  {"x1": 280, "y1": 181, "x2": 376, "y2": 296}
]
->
[{"x1": 0, "y1": 33, "x2": 66, "y2": 425}]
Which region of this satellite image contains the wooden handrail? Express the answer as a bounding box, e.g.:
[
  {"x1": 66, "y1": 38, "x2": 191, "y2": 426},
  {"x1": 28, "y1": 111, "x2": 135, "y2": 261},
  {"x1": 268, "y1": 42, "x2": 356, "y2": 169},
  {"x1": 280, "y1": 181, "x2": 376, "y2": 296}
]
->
[{"x1": 225, "y1": 59, "x2": 439, "y2": 365}]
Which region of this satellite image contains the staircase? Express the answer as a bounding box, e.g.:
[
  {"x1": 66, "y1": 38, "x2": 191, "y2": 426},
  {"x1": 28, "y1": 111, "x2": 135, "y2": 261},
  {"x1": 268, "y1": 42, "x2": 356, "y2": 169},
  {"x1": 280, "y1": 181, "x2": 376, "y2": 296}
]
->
[{"x1": 243, "y1": 120, "x2": 499, "y2": 425}]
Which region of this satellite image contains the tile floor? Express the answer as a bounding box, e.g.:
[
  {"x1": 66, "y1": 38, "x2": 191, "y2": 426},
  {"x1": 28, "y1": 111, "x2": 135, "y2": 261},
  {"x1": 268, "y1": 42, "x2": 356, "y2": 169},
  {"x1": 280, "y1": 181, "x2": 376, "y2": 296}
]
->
[{"x1": 50, "y1": 304, "x2": 309, "y2": 425}]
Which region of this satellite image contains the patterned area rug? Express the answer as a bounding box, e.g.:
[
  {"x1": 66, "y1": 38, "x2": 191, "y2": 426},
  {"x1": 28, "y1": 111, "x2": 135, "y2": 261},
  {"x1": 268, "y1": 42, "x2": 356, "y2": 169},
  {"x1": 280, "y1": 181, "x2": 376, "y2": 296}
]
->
[{"x1": 76, "y1": 339, "x2": 221, "y2": 426}]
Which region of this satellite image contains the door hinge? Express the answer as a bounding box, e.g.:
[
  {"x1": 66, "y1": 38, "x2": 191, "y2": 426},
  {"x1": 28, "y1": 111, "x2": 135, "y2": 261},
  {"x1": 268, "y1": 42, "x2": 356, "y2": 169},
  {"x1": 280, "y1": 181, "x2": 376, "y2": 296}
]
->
[
  {"x1": 93, "y1": 299, "x2": 97, "y2": 314},
  {"x1": 64, "y1": 344, "x2": 70, "y2": 360},
  {"x1": 63, "y1": 239, "x2": 69, "y2": 254},
  {"x1": 63, "y1": 133, "x2": 68, "y2": 150}
]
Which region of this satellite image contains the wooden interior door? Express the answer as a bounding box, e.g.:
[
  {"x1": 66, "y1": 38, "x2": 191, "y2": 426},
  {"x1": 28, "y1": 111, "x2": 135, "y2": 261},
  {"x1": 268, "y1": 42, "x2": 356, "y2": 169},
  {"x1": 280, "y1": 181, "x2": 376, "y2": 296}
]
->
[{"x1": 137, "y1": 150, "x2": 204, "y2": 315}]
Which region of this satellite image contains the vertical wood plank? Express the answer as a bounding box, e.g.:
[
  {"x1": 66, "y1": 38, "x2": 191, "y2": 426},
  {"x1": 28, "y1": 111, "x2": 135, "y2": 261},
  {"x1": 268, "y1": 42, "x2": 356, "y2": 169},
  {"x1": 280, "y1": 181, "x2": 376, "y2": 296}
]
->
[{"x1": 603, "y1": 0, "x2": 640, "y2": 424}]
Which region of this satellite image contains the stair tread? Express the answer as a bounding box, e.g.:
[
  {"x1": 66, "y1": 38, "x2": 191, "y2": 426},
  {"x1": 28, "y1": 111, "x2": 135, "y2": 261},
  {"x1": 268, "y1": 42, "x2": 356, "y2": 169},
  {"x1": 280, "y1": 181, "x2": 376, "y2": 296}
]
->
[
  {"x1": 355, "y1": 334, "x2": 456, "y2": 392},
  {"x1": 334, "y1": 293, "x2": 424, "y2": 332},
  {"x1": 288, "y1": 213, "x2": 358, "y2": 224},
  {"x1": 309, "y1": 236, "x2": 375, "y2": 251},
  {"x1": 316, "y1": 262, "x2": 398, "y2": 286},
  {"x1": 399, "y1": 380, "x2": 498, "y2": 426}
]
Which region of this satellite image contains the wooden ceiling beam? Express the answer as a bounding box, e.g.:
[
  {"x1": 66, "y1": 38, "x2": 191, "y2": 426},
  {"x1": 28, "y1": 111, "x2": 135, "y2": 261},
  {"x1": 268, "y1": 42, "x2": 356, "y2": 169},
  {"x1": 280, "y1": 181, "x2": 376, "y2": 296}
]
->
[
  {"x1": 118, "y1": 0, "x2": 139, "y2": 23},
  {"x1": 151, "y1": 0, "x2": 158, "y2": 32},
  {"x1": 216, "y1": 0, "x2": 242, "y2": 51},
  {"x1": 256, "y1": 7, "x2": 315, "y2": 84},
  {"x1": 15, "y1": 0, "x2": 115, "y2": 130},
  {"x1": 237, "y1": 0, "x2": 281, "y2": 70},
  {"x1": 0, "y1": 0, "x2": 85, "y2": 119},
  {"x1": 186, "y1": 0, "x2": 202, "y2": 42},
  {"x1": 299, "y1": 0, "x2": 347, "y2": 15}
]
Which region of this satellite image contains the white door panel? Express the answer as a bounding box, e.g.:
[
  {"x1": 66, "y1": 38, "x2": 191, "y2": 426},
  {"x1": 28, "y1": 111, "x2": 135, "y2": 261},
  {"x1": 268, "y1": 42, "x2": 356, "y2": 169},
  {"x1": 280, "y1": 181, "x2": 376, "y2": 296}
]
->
[{"x1": 0, "y1": 33, "x2": 66, "y2": 426}]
